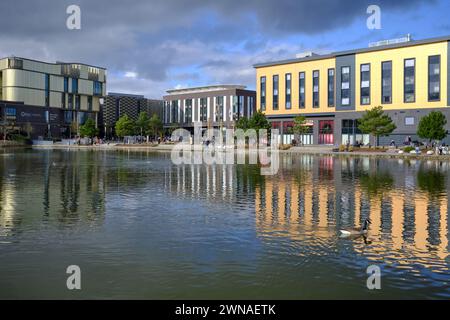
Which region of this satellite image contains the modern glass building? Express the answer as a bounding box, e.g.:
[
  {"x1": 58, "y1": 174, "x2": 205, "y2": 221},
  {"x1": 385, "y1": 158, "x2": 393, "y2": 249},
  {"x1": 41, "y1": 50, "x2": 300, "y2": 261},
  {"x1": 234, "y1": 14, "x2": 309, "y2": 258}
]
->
[
  {"x1": 163, "y1": 85, "x2": 256, "y2": 133},
  {"x1": 0, "y1": 57, "x2": 106, "y2": 139},
  {"x1": 254, "y1": 35, "x2": 450, "y2": 146}
]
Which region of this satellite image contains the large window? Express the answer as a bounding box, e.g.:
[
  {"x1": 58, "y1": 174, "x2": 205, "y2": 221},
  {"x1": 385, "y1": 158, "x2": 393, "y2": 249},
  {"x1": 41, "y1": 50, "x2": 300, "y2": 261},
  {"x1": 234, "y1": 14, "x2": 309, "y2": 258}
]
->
[
  {"x1": 382, "y1": 61, "x2": 392, "y2": 104},
  {"x1": 75, "y1": 95, "x2": 80, "y2": 110},
  {"x1": 64, "y1": 77, "x2": 69, "y2": 93},
  {"x1": 216, "y1": 96, "x2": 223, "y2": 122},
  {"x1": 341, "y1": 66, "x2": 351, "y2": 106},
  {"x1": 45, "y1": 74, "x2": 50, "y2": 107},
  {"x1": 68, "y1": 94, "x2": 73, "y2": 109},
  {"x1": 93, "y1": 81, "x2": 102, "y2": 96},
  {"x1": 72, "y1": 78, "x2": 78, "y2": 94},
  {"x1": 200, "y1": 98, "x2": 207, "y2": 122},
  {"x1": 285, "y1": 73, "x2": 291, "y2": 109},
  {"x1": 88, "y1": 96, "x2": 93, "y2": 111},
  {"x1": 171, "y1": 100, "x2": 179, "y2": 123},
  {"x1": 260, "y1": 76, "x2": 266, "y2": 111},
  {"x1": 328, "y1": 69, "x2": 335, "y2": 107},
  {"x1": 428, "y1": 55, "x2": 441, "y2": 101},
  {"x1": 299, "y1": 72, "x2": 305, "y2": 108},
  {"x1": 360, "y1": 64, "x2": 370, "y2": 105},
  {"x1": 5, "y1": 107, "x2": 16, "y2": 120},
  {"x1": 313, "y1": 70, "x2": 319, "y2": 108},
  {"x1": 273, "y1": 75, "x2": 279, "y2": 110},
  {"x1": 404, "y1": 58, "x2": 415, "y2": 103},
  {"x1": 185, "y1": 99, "x2": 192, "y2": 123},
  {"x1": 61, "y1": 93, "x2": 66, "y2": 109}
]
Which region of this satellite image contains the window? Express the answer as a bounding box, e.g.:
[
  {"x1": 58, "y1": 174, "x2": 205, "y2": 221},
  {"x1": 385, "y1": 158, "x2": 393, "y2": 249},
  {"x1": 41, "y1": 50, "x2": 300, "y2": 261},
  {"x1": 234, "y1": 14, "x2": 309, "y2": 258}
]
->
[
  {"x1": 75, "y1": 95, "x2": 80, "y2": 110},
  {"x1": 404, "y1": 58, "x2": 415, "y2": 103},
  {"x1": 93, "y1": 81, "x2": 102, "y2": 96},
  {"x1": 260, "y1": 76, "x2": 266, "y2": 111},
  {"x1": 68, "y1": 94, "x2": 73, "y2": 109},
  {"x1": 72, "y1": 78, "x2": 78, "y2": 94},
  {"x1": 341, "y1": 66, "x2": 351, "y2": 106},
  {"x1": 185, "y1": 99, "x2": 192, "y2": 123},
  {"x1": 61, "y1": 93, "x2": 66, "y2": 109},
  {"x1": 313, "y1": 70, "x2": 319, "y2": 108},
  {"x1": 285, "y1": 73, "x2": 291, "y2": 109},
  {"x1": 8, "y1": 58, "x2": 23, "y2": 69},
  {"x1": 200, "y1": 98, "x2": 207, "y2": 121},
  {"x1": 171, "y1": 100, "x2": 179, "y2": 123},
  {"x1": 273, "y1": 75, "x2": 279, "y2": 110},
  {"x1": 88, "y1": 96, "x2": 93, "y2": 111},
  {"x1": 428, "y1": 55, "x2": 440, "y2": 101},
  {"x1": 5, "y1": 107, "x2": 16, "y2": 120},
  {"x1": 216, "y1": 96, "x2": 223, "y2": 122},
  {"x1": 64, "y1": 77, "x2": 69, "y2": 93},
  {"x1": 299, "y1": 72, "x2": 305, "y2": 108},
  {"x1": 239, "y1": 96, "x2": 244, "y2": 118},
  {"x1": 382, "y1": 61, "x2": 392, "y2": 104},
  {"x1": 328, "y1": 69, "x2": 335, "y2": 107},
  {"x1": 360, "y1": 64, "x2": 370, "y2": 105},
  {"x1": 45, "y1": 74, "x2": 50, "y2": 107},
  {"x1": 405, "y1": 117, "x2": 415, "y2": 126}
]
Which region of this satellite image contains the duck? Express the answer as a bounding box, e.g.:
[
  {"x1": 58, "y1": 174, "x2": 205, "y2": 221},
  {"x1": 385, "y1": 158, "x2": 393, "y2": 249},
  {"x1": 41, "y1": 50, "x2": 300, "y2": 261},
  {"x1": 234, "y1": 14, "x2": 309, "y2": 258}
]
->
[{"x1": 339, "y1": 218, "x2": 371, "y2": 238}]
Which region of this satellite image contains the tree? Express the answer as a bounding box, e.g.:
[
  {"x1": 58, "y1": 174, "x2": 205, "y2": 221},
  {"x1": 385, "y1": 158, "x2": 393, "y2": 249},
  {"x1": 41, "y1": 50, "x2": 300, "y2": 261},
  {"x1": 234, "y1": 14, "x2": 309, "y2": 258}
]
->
[
  {"x1": 248, "y1": 111, "x2": 271, "y2": 132},
  {"x1": 79, "y1": 118, "x2": 99, "y2": 138},
  {"x1": 417, "y1": 111, "x2": 447, "y2": 143},
  {"x1": 148, "y1": 114, "x2": 163, "y2": 138},
  {"x1": 135, "y1": 112, "x2": 150, "y2": 137},
  {"x1": 115, "y1": 114, "x2": 135, "y2": 138},
  {"x1": 358, "y1": 106, "x2": 396, "y2": 147},
  {"x1": 293, "y1": 115, "x2": 311, "y2": 145},
  {"x1": 235, "y1": 117, "x2": 249, "y2": 130}
]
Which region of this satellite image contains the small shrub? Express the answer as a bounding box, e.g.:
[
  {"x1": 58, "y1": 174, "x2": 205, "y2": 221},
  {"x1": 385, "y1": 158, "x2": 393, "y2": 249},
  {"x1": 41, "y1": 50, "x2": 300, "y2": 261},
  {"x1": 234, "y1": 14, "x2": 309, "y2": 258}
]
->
[
  {"x1": 403, "y1": 146, "x2": 415, "y2": 153},
  {"x1": 348, "y1": 146, "x2": 354, "y2": 152},
  {"x1": 339, "y1": 145, "x2": 346, "y2": 152}
]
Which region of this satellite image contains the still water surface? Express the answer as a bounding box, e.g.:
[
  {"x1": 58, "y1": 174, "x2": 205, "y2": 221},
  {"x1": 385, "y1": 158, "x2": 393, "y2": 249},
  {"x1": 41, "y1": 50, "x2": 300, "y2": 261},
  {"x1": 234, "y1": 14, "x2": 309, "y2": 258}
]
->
[{"x1": 0, "y1": 149, "x2": 449, "y2": 299}]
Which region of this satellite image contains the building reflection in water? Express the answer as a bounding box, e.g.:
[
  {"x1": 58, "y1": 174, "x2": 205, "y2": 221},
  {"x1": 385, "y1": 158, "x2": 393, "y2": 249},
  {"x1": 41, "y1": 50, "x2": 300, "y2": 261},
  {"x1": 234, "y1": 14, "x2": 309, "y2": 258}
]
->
[
  {"x1": 0, "y1": 150, "x2": 107, "y2": 235},
  {"x1": 164, "y1": 155, "x2": 449, "y2": 269}
]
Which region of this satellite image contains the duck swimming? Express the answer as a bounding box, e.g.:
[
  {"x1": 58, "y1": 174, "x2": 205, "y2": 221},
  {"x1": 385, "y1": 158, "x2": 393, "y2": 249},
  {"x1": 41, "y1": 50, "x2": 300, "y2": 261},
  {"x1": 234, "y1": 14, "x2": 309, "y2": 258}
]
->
[{"x1": 339, "y1": 218, "x2": 371, "y2": 238}]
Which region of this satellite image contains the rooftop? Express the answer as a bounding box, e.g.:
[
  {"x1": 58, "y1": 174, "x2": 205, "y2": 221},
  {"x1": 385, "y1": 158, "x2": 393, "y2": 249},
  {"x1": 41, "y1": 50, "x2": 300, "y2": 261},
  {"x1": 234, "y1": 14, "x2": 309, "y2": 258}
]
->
[
  {"x1": 253, "y1": 35, "x2": 450, "y2": 68},
  {"x1": 0, "y1": 56, "x2": 106, "y2": 70},
  {"x1": 166, "y1": 84, "x2": 247, "y2": 95}
]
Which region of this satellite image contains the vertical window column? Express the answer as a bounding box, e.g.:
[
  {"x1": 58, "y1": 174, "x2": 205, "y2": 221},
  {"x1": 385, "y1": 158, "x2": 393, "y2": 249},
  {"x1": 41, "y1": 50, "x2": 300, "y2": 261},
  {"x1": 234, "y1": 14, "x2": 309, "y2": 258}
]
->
[
  {"x1": 328, "y1": 69, "x2": 335, "y2": 107},
  {"x1": 313, "y1": 70, "x2": 319, "y2": 108},
  {"x1": 299, "y1": 72, "x2": 305, "y2": 108},
  {"x1": 341, "y1": 66, "x2": 351, "y2": 106},
  {"x1": 272, "y1": 75, "x2": 279, "y2": 110},
  {"x1": 404, "y1": 58, "x2": 415, "y2": 103},
  {"x1": 285, "y1": 73, "x2": 291, "y2": 109},
  {"x1": 382, "y1": 61, "x2": 392, "y2": 104},
  {"x1": 260, "y1": 76, "x2": 266, "y2": 111},
  {"x1": 360, "y1": 64, "x2": 371, "y2": 105},
  {"x1": 428, "y1": 55, "x2": 441, "y2": 101}
]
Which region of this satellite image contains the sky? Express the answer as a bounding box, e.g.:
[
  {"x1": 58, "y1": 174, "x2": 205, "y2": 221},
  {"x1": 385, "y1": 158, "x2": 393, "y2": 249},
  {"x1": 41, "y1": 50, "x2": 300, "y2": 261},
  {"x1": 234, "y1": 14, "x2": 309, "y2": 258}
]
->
[{"x1": 0, "y1": 0, "x2": 449, "y2": 99}]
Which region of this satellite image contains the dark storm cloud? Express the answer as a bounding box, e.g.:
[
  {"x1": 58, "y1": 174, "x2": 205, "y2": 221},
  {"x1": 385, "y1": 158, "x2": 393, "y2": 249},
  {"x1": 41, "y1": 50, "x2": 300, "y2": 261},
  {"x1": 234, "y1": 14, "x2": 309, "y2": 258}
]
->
[{"x1": 0, "y1": 0, "x2": 435, "y2": 96}]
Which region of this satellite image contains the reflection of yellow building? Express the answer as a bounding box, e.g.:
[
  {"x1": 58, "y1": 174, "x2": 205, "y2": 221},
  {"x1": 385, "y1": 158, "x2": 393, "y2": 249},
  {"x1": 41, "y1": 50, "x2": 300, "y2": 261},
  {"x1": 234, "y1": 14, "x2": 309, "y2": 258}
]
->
[{"x1": 254, "y1": 175, "x2": 449, "y2": 266}]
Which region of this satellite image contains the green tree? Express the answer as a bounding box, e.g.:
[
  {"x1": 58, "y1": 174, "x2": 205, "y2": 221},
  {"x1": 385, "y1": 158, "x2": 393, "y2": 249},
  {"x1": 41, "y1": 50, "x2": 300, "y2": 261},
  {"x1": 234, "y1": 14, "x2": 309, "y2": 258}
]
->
[
  {"x1": 79, "y1": 118, "x2": 99, "y2": 138},
  {"x1": 293, "y1": 115, "x2": 311, "y2": 145},
  {"x1": 135, "y1": 112, "x2": 150, "y2": 137},
  {"x1": 417, "y1": 111, "x2": 447, "y2": 143},
  {"x1": 358, "y1": 106, "x2": 396, "y2": 147},
  {"x1": 115, "y1": 114, "x2": 135, "y2": 138},
  {"x1": 148, "y1": 114, "x2": 163, "y2": 138},
  {"x1": 235, "y1": 117, "x2": 249, "y2": 130},
  {"x1": 248, "y1": 111, "x2": 271, "y2": 132}
]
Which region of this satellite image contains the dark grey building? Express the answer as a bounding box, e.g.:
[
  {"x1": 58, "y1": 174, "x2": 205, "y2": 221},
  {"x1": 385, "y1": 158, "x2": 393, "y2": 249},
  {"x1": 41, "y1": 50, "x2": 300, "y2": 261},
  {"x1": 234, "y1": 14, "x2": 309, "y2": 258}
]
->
[{"x1": 100, "y1": 92, "x2": 163, "y2": 138}]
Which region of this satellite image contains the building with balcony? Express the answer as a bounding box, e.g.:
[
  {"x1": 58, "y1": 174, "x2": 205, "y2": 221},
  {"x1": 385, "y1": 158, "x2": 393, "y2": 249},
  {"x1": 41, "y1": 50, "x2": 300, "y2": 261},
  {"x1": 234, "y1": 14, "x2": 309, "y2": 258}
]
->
[
  {"x1": 0, "y1": 57, "x2": 106, "y2": 139},
  {"x1": 100, "y1": 92, "x2": 163, "y2": 138},
  {"x1": 254, "y1": 35, "x2": 450, "y2": 146},
  {"x1": 163, "y1": 85, "x2": 256, "y2": 133}
]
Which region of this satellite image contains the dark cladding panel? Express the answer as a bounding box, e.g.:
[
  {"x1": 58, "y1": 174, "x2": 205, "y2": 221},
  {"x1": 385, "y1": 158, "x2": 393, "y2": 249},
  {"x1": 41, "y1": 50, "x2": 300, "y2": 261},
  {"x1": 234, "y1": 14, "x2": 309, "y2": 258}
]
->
[{"x1": 335, "y1": 54, "x2": 356, "y2": 111}]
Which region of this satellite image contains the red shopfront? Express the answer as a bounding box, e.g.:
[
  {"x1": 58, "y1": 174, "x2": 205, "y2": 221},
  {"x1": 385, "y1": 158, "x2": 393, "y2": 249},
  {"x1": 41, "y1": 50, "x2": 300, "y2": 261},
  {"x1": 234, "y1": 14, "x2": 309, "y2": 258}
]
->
[{"x1": 318, "y1": 120, "x2": 334, "y2": 145}]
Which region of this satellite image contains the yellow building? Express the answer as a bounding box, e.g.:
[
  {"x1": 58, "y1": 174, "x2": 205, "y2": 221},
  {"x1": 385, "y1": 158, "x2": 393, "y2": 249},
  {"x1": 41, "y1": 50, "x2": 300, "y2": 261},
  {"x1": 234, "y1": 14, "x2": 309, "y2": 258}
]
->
[{"x1": 254, "y1": 35, "x2": 450, "y2": 146}]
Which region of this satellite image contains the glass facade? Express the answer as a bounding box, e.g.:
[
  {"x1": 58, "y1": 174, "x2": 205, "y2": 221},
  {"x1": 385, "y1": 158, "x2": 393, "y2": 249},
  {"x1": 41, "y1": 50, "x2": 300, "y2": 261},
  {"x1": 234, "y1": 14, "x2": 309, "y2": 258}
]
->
[
  {"x1": 360, "y1": 64, "x2": 370, "y2": 105},
  {"x1": 328, "y1": 69, "x2": 335, "y2": 107},
  {"x1": 285, "y1": 73, "x2": 291, "y2": 109},
  {"x1": 404, "y1": 58, "x2": 415, "y2": 103},
  {"x1": 341, "y1": 66, "x2": 350, "y2": 106},
  {"x1": 428, "y1": 55, "x2": 440, "y2": 101},
  {"x1": 185, "y1": 99, "x2": 193, "y2": 123},
  {"x1": 341, "y1": 119, "x2": 370, "y2": 146},
  {"x1": 382, "y1": 61, "x2": 392, "y2": 104},
  {"x1": 273, "y1": 75, "x2": 279, "y2": 110},
  {"x1": 45, "y1": 74, "x2": 50, "y2": 107},
  {"x1": 299, "y1": 72, "x2": 305, "y2": 108},
  {"x1": 313, "y1": 70, "x2": 319, "y2": 108},
  {"x1": 200, "y1": 98, "x2": 207, "y2": 122},
  {"x1": 260, "y1": 76, "x2": 266, "y2": 111}
]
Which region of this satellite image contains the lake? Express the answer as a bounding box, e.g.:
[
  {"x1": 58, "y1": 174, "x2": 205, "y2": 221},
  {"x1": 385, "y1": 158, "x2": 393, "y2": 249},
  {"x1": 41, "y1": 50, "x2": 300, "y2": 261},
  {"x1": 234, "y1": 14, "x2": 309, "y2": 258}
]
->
[{"x1": 0, "y1": 148, "x2": 449, "y2": 299}]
